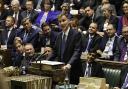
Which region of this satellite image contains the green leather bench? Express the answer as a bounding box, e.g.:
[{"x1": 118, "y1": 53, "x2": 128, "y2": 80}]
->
[
  {"x1": 102, "y1": 67, "x2": 121, "y2": 88},
  {"x1": 96, "y1": 59, "x2": 127, "y2": 89}
]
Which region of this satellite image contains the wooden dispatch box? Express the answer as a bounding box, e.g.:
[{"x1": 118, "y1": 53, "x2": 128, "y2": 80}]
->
[
  {"x1": 10, "y1": 75, "x2": 52, "y2": 89},
  {"x1": 30, "y1": 60, "x2": 65, "y2": 83},
  {"x1": 78, "y1": 77, "x2": 107, "y2": 89},
  {"x1": 31, "y1": 60, "x2": 64, "y2": 70}
]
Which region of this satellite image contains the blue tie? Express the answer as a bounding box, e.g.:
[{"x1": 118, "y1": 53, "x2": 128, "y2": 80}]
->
[
  {"x1": 85, "y1": 36, "x2": 92, "y2": 52},
  {"x1": 23, "y1": 32, "x2": 28, "y2": 42},
  {"x1": 122, "y1": 73, "x2": 128, "y2": 88},
  {"x1": 61, "y1": 33, "x2": 66, "y2": 61}
]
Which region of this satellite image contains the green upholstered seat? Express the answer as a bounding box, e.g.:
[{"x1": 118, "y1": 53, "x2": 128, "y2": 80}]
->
[{"x1": 103, "y1": 68, "x2": 121, "y2": 88}]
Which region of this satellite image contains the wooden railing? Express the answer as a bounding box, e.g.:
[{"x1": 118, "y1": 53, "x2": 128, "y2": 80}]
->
[{"x1": 95, "y1": 59, "x2": 127, "y2": 68}]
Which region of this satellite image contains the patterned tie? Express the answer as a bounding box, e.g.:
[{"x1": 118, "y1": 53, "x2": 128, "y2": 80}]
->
[
  {"x1": 84, "y1": 63, "x2": 91, "y2": 77},
  {"x1": 122, "y1": 73, "x2": 128, "y2": 89},
  {"x1": 23, "y1": 32, "x2": 28, "y2": 42},
  {"x1": 61, "y1": 33, "x2": 66, "y2": 61}
]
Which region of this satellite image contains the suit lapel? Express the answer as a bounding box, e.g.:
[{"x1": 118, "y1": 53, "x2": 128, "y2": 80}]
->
[
  {"x1": 5, "y1": 29, "x2": 8, "y2": 40},
  {"x1": 64, "y1": 29, "x2": 73, "y2": 53},
  {"x1": 82, "y1": 34, "x2": 89, "y2": 51},
  {"x1": 102, "y1": 36, "x2": 108, "y2": 49},
  {"x1": 91, "y1": 62, "x2": 96, "y2": 76},
  {"x1": 8, "y1": 28, "x2": 14, "y2": 41},
  {"x1": 59, "y1": 32, "x2": 63, "y2": 60},
  {"x1": 113, "y1": 36, "x2": 117, "y2": 52}
]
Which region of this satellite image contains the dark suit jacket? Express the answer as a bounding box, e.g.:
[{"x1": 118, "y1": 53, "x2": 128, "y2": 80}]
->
[
  {"x1": 0, "y1": 27, "x2": 16, "y2": 49},
  {"x1": 38, "y1": 30, "x2": 59, "y2": 48},
  {"x1": 20, "y1": 53, "x2": 42, "y2": 74},
  {"x1": 96, "y1": 15, "x2": 119, "y2": 32},
  {"x1": 48, "y1": 29, "x2": 82, "y2": 84},
  {"x1": 99, "y1": 35, "x2": 120, "y2": 61},
  {"x1": 3, "y1": 0, "x2": 11, "y2": 5},
  {"x1": 82, "y1": 0, "x2": 100, "y2": 10},
  {"x1": 119, "y1": 65, "x2": 128, "y2": 88},
  {"x1": 82, "y1": 61, "x2": 104, "y2": 78},
  {"x1": 8, "y1": 10, "x2": 23, "y2": 28},
  {"x1": 117, "y1": 37, "x2": 128, "y2": 62},
  {"x1": 21, "y1": 10, "x2": 39, "y2": 24},
  {"x1": 72, "y1": 0, "x2": 83, "y2": 10},
  {"x1": 13, "y1": 52, "x2": 24, "y2": 67},
  {"x1": 54, "y1": 0, "x2": 64, "y2": 10},
  {"x1": 81, "y1": 33, "x2": 102, "y2": 53},
  {"x1": 0, "y1": 9, "x2": 9, "y2": 21},
  {"x1": 16, "y1": 27, "x2": 40, "y2": 48},
  {"x1": 79, "y1": 14, "x2": 97, "y2": 31},
  {"x1": 0, "y1": 9, "x2": 9, "y2": 28}
]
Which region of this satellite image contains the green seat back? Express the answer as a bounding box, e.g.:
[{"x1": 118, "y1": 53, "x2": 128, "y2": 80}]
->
[{"x1": 103, "y1": 68, "x2": 121, "y2": 88}]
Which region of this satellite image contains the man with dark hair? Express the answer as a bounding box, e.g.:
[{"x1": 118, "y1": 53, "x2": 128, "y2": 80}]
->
[
  {"x1": 16, "y1": 18, "x2": 40, "y2": 49},
  {"x1": 21, "y1": 0, "x2": 39, "y2": 24},
  {"x1": 38, "y1": 23, "x2": 59, "y2": 49},
  {"x1": 0, "y1": 16, "x2": 17, "y2": 49},
  {"x1": 81, "y1": 52, "x2": 104, "y2": 78},
  {"x1": 20, "y1": 43, "x2": 44, "y2": 74},
  {"x1": 79, "y1": 5, "x2": 97, "y2": 31},
  {"x1": 47, "y1": 14, "x2": 82, "y2": 85},
  {"x1": 97, "y1": 24, "x2": 120, "y2": 61},
  {"x1": 81, "y1": 22, "x2": 101, "y2": 53}
]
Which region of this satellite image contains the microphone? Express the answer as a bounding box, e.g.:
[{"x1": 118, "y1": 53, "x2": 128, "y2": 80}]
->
[
  {"x1": 35, "y1": 51, "x2": 47, "y2": 62},
  {"x1": 34, "y1": 51, "x2": 47, "y2": 73}
]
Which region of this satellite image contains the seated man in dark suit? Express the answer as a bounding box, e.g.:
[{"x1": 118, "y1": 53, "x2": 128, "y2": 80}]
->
[
  {"x1": 81, "y1": 52, "x2": 104, "y2": 78},
  {"x1": 97, "y1": 24, "x2": 120, "y2": 61},
  {"x1": 38, "y1": 23, "x2": 59, "y2": 50},
  {"x1": 20, "y1": 43, "x2": 44, "y2": 74},
  {"x1": 114, "y1": 65, "x2": 128, "y2": 89},
  {"x1": 21, "y1": 0, "x2": 39, "y2": 24},
  {"x1": 42, "y1": 45, "x2": 53, "y2": 60},
  {"x1": 8, "y1": 0, "x2": 23, "y2": 28},
  {"x1": 81, "y1": 22, "x2": 102, "y2": 59},
  {"x1": 16, "y1": 18, "x2": 40, "y2": 50},
  {"x1": 79, "y1": 5, "x2": 97, "y2": 31},
  {"x1": 0, "y1": 16, "x2": 17, "y2": 49},
  {"x1": 117, "y1": 26, "x2": 128, "y2": 62}
]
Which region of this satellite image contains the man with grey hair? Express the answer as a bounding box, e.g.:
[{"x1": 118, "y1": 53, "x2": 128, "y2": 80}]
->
[{"x1": 8, "y1": 0, "x2": 22, "y2": 28}]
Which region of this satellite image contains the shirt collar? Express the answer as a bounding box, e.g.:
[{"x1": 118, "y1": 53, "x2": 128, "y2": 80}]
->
[
  {"x1": 89, "y1": 34, "x2": 94, "y2": 38},
  {"x1": 7, "y1": 27, "x2": 13, "y2": 31},
  {"x1": 63, "y1": 27, "x2": 70, "y2": 36},
  {"x1": 109, "y1": 35, "x2": 115, "y2": 41}
]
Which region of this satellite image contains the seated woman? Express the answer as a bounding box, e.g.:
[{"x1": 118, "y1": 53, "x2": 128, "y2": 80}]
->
[
  {"x1": 35, "y1": 0, "x2": 60, "y2": 27},
  {"x1": 13, "y1": 37, "x2": 24, "y2": 67}
]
